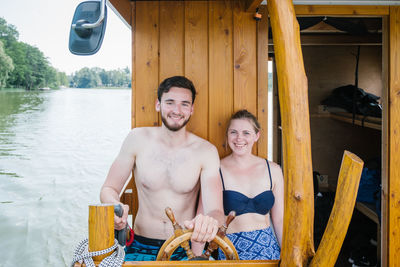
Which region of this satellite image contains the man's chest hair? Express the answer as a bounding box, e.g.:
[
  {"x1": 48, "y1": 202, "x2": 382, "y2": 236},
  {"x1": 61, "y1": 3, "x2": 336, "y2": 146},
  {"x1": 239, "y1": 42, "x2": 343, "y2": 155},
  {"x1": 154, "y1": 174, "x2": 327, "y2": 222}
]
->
[{"x1": 135, "y1": 148, "x2": 202, "y2": 192}]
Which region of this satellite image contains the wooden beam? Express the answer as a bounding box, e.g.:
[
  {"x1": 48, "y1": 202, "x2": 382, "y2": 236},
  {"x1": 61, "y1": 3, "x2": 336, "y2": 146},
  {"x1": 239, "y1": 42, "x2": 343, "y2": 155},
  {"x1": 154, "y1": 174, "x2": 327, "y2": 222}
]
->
[
  {"x1": 268, "y1": 33, "x2": 382, "y2": 46},
  {"x1": 131, "y1": 0, "x2": 136, "y2": 129},
  {"x1": 75, "y1": 261, "x2": 280, "y2": 266},
  {"x1": 309, "y1": 151, "x2": 363, "y2": 267},
  {"x1": 245, "y1": 0, "x2": 263, "y2": 13},
  {"x1": 294, "y1": 5, "x2": 389, "y2": 16},
  {"x1": 299, "y1": 33, "x2": 382, "y2": 45},
  {"x1": 388, "y1": 6, "x2": 400, "y2": 267},
  {"x1": 381, "y1": 13, "x2": 389, "y2": 267},
  {"x1": 109, "y1": 0, "x2": 132, "y2": 27},
  {"x1": 120, "y1": 261, "x2": 279, "y2": 266},
  {"x1": 88, "y1": 205, "x2": 114, "y2": 261},
  {"x1": 268, "y1": 0, "x2": 315, "y2": 266}
]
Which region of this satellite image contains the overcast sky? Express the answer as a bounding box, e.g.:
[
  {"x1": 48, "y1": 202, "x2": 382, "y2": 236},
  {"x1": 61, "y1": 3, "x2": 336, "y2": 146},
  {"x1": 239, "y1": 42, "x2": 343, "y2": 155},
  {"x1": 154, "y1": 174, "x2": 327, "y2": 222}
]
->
[{"x1": 0, "y1": 0, "x2": 131, "y2": 75}]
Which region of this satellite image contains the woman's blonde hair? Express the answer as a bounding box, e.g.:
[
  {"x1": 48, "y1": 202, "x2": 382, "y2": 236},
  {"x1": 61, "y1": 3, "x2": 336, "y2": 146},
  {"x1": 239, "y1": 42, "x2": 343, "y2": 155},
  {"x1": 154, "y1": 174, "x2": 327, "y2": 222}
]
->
[{"x1": 226, "y1": 109, "x2": 261, "y2": 135}]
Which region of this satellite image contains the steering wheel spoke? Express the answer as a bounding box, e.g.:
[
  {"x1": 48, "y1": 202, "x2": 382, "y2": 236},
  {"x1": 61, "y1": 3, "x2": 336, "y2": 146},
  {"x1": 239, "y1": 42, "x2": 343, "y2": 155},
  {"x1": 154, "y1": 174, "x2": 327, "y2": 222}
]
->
[{"x1": 156, "y1": 208, "x2": 238, "y2": 261}]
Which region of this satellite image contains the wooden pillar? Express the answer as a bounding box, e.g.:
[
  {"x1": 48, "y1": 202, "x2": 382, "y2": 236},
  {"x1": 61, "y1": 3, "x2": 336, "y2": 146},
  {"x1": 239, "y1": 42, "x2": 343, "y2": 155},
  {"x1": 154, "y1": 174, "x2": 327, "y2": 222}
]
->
[
  {"x1": 381, "y1": 13, "x2": 389, "y2": 267},
  {"x1": 89, "y1": 204, "x2": 115, "y2": 261},
  {"x1": 388, "y1": 6, "x2": 400, "y2": 267},
  {"x1": 267, "y1": 0, "x2": 315, "y2": 266}
]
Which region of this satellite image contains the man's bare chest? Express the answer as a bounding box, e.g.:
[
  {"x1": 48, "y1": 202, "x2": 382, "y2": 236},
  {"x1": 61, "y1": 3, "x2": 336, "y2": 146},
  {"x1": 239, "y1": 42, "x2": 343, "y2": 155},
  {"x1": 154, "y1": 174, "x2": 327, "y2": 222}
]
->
[{"x1": 134, "y1": 148, "x2": 202, "y2": 193}]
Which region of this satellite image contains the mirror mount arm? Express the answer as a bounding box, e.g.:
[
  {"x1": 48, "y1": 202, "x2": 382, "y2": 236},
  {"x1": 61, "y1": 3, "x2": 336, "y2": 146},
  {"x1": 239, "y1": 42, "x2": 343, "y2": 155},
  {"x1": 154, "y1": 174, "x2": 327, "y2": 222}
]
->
[{"x1": 72, "y1": 0, "x2": 106, "y2": 30}]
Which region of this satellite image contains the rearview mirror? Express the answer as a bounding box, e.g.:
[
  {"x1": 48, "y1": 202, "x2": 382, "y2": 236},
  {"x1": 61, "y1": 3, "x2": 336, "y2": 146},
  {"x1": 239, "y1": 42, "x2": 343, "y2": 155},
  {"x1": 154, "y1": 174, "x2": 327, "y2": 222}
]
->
[{"x1": 69, "y1": 0, "x2": 107, "y2": 55}]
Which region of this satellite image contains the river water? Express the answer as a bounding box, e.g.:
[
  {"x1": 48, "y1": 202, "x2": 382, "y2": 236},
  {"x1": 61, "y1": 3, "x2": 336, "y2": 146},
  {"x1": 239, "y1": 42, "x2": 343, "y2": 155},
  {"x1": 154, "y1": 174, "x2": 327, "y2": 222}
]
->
[{"x1": 0, "y1": 88, "x2": 131, "y2": 267}]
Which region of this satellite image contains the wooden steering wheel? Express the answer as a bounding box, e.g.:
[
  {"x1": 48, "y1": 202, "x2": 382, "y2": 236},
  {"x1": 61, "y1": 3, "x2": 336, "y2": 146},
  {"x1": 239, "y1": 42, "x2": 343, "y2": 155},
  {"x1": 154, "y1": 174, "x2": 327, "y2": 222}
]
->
[{"x1": 156, "y1": 208, "x2": 239, "y2": 261}]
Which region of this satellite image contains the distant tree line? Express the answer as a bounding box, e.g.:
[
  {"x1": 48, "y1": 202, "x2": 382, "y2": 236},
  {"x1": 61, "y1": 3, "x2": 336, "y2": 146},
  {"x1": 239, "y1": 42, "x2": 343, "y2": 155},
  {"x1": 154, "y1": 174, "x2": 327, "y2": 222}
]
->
[
  {"x1": 0, "y1": 17, "x2": 68, "y2": 90},
  {"x1": 0, "y1": 17, "x2": 131, "y2": 90},
  {"x1": 69, "y1": 67, "x2": 131, "y2": 88}
]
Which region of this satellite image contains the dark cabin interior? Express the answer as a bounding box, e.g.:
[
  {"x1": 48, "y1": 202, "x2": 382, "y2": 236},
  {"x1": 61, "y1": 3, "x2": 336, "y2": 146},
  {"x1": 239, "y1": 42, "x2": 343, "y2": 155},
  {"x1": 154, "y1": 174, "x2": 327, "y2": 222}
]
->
[{"x1": 270, "y1": 16, "x2": 382, "y2": 266}]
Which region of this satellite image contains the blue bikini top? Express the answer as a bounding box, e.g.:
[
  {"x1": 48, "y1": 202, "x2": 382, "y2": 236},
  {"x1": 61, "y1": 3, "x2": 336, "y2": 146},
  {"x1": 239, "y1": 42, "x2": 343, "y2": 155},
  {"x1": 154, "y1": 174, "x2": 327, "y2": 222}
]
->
[{"x1": 220, "y1": 159, "x2": 275, "y2": 216}]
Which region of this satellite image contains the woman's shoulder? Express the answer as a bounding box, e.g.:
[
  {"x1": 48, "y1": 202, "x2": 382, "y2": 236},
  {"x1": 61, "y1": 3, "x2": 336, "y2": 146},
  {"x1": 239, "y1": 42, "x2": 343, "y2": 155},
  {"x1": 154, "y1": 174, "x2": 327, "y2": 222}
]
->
[
  {"x1": 265, "y1": 159, "x2": 282, "y2": 171},
  {"x1": 220, "y1": 154, "x2": 236, "y2": 168},
  {"x1": 266, "y1": 160, "x2": 284, "y2": 185},
  {"x1": 254, "y1": 156, "x2": 280, "y2": 168}
]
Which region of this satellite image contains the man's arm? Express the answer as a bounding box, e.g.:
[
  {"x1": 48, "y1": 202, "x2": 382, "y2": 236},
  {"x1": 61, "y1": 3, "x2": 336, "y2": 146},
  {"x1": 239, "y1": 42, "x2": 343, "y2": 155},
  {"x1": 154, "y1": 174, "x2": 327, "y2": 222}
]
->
[
  {"x1": 184, "y1": 144, "x2": 224, "y2": 245},
  {"x1": 199, "y1": 144, "x2": 224, "y2": 225},
  {"x1": 100, "y1": 130, "x2": 137, "y2": 230}
]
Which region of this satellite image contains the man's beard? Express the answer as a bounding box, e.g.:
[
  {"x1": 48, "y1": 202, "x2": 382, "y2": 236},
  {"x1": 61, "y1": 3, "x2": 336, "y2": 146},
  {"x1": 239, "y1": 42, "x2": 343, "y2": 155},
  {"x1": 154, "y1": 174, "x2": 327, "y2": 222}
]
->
[{"x1": 161, "y1": 112, "x2": 191, "y2": 132}]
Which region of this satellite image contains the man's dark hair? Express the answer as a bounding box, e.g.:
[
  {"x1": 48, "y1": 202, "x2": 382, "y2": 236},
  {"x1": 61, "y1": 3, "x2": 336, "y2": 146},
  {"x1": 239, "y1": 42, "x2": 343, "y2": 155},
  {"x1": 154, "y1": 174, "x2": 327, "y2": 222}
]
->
[{"x1": 157, "y1": 76, "x2": 197, "y2": 104}]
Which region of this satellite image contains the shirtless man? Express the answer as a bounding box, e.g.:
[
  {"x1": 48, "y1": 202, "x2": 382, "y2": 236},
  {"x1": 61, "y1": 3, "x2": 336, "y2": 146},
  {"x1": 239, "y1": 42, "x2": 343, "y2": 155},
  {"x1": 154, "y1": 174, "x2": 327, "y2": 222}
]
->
[{"x1": 100, "y1": 76, "x2": 224, "y2": 261}]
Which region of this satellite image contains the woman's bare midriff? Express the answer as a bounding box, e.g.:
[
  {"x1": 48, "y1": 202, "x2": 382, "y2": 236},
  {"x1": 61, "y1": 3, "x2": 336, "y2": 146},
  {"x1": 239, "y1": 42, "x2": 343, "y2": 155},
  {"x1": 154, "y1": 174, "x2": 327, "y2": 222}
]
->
[{"x1": 227, "y1": 213, "x2": 271, "y2": 234}]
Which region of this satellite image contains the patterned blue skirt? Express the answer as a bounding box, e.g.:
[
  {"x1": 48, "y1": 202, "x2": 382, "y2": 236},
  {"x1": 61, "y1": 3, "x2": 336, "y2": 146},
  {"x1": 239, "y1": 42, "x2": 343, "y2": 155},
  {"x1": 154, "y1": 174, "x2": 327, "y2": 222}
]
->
[{"x1": 218, "y1": 227, "x2": 281, "y2": 260}]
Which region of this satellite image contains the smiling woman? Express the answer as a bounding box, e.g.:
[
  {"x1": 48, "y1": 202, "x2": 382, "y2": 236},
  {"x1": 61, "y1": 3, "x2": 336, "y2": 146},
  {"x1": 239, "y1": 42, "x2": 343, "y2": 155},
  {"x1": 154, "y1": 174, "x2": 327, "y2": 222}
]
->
[{"x1": 218, "y1": 110, "x2": 284, "y2": 260}]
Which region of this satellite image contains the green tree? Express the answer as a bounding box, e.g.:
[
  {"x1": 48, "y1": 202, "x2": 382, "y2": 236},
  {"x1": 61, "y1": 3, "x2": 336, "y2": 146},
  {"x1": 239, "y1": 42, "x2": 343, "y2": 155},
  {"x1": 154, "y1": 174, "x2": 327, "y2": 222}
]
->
[
  {"x1": 24, "y1": 44, "x2": 48, "y2": 89},
  {"x1": 99, "y1": 69, "x2": 110, "y2": 86},
  {"x1": 5, "y1": 41, "x2": 27, "y2": 87},
  {"x1": 57, "y1": 71, "x2": 68, "y2": 87},
  {"x1": 69, "y1": 67, "x2": 131, "y2": 88},
  {"x1": 0, "y1": 17, "x2": 64, "y2": 90},
  {"x1": 74, "y1": 67, "x2": 101, "y2": 88},
  {"x1": 43, "y1": 65, "x2": 57, "y2": 88},
  {"x1": 0, "y1": 17, "x2": 18, "y2": 47},
  {"x1": 0, "y1": 40, "x2": 14, "y2": 88}
]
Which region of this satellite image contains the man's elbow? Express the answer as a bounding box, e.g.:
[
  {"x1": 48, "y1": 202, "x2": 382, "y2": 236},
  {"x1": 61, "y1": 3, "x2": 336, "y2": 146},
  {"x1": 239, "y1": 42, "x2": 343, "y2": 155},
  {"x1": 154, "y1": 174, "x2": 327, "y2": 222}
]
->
[
  {"x1": 100, "y1": 185, "x2": 119, "y2": 203},
  {"x1": 99, "y1": 186, "x2": 108, "y2": 203}
]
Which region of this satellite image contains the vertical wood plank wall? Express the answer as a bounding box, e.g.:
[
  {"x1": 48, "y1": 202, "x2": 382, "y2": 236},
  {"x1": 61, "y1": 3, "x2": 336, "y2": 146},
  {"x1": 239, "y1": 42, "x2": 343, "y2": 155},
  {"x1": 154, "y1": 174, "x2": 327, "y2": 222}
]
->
[
  {"x1": 209, "y1": 0, "x2": 234, "y2": 155},
  {"x1": 131, "y1": 0, "x2": 269, "y2": 158},
  {"x1": 185, "y1": 1, "x2": 209, "y2": 140},
  {"x1": 257, "y1": 6, "x2": 269, "y2": 157},
  {"x1": 135, "y1": 1, "x2": 160, "y2": 128},
  {"x1": 389, "y1": 6, "x2": 400, "y2": 267}
]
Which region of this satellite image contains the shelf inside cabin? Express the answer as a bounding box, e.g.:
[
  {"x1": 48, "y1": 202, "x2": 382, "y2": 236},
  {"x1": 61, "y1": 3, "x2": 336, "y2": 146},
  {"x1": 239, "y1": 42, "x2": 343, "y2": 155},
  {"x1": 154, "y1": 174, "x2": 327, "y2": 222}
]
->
[
  {"x1": 329, "y1": 112, "x2": 382, "y2": 131},
  {"x1": 283, "y1": 109, "x2": 381, "y2": 131}
]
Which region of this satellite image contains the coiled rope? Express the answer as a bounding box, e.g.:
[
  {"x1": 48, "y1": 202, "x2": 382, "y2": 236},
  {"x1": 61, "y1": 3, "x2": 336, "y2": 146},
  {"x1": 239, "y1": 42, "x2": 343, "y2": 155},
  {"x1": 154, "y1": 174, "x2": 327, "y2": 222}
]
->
[{"x1": 71, "y1": 238, "x2": 125, "y2": 267}]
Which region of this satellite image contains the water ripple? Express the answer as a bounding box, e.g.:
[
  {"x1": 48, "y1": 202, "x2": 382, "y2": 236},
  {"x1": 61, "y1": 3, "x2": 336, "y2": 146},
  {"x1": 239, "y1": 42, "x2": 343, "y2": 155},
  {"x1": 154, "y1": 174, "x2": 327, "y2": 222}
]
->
[{"x1": 0, "y1": 88, "x2": 130, "y2": 267}]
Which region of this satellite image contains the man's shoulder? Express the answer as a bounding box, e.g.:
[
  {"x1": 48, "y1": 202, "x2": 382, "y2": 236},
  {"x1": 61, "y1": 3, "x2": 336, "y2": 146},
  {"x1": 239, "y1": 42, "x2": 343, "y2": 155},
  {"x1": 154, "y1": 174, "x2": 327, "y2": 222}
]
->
[
  {"x1": 189, "y1": 133, "x2": 216, "y2": 149},
  {"x1": 124, "y1": 127, "x2": 159, "y2": 147},
  {"x1": 188, "y1": 133, "x2": 219, "y2": 159},
  {"x1": 129, "y1": 127, "x2": 158, "y2": 137}
]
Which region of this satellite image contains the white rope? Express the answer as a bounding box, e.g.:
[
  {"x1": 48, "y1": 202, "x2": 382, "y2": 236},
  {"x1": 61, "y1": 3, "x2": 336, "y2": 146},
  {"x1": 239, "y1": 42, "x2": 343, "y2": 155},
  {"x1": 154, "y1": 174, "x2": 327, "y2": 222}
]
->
[{"x1": 71, "y1": 238, "x2": 125, "y2": 267}]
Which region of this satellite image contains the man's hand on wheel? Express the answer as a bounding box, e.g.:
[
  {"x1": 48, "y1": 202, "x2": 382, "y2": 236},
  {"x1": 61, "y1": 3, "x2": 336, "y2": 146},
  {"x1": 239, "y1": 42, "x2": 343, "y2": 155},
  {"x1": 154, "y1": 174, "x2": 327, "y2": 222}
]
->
[{"x1": 184, "y1": 214, "x2": 219, "y2": 243}]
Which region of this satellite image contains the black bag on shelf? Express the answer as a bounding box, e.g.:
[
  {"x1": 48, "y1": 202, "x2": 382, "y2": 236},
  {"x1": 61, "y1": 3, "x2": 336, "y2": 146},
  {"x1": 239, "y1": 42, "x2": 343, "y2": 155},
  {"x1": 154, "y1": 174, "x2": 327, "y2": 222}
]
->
[{"x1": 321, "y1": 84, "x2": 382, "y2": 118}]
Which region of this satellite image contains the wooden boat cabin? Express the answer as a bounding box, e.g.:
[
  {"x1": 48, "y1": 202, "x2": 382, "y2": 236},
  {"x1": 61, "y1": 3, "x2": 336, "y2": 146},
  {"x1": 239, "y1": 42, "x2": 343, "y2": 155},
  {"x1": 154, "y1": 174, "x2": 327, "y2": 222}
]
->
[{"x1": 70, "y1": 0, "x2": 400, "y2": 266}]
